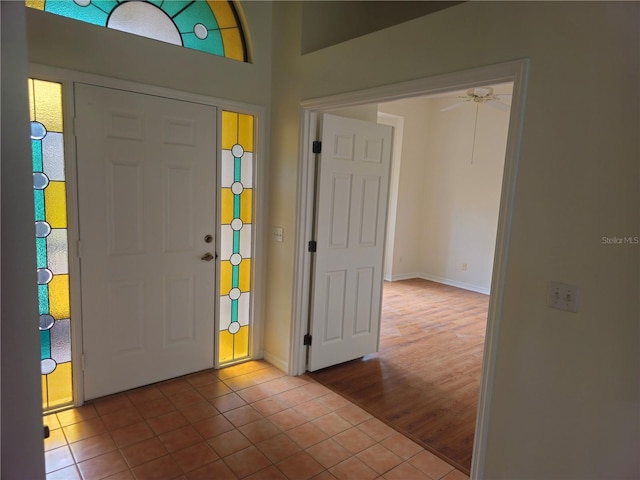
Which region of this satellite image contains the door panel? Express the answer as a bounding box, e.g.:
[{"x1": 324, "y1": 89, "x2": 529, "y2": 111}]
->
[
  {"x1": 308, "y1": 114, "x2": 392, "y2": 371},
  {"x1": 75, "y1": 84, "x2": 217, "y2": 399}
]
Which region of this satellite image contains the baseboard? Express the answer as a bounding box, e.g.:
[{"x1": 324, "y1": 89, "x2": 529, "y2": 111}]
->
[
  {"x1": 262, "y1": 350, "x2": 289, "y2": 374},
  {"x1": 389, "y1": 272, "x2": 490, "y2": 295}
]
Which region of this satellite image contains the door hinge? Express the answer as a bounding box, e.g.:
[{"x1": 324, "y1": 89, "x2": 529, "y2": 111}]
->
[
  {"x1": 312, "y1": 141, "x2": 322, "y2": 154},
  {"x1": 308, "y1": 240, "x2": 317, "y2": 253},
  {"x1": 303, "y1": 334, "x2": 312, "y2": 346}
]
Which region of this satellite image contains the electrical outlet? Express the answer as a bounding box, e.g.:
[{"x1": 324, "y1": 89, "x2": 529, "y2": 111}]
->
[
  {"x1": 272, "y1": 227, "x2": 284, "y2": 242},
  {"x1": 547, "y1": 281, "x2": 579, "y2": 313}
]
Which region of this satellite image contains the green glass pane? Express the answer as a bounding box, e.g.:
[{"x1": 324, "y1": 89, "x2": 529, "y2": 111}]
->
[
  {"x1": 233, "y1": 230, "x2": 240, "y2": 254},
  {"x1": 233, "y1": 194, "x2": 240, "y2": 219},
  {"x1": 92, "y1": 0, "x2": 118, "y2": 14},
  {"x1": 45, "y1": 0, "x2": 109, "y2": 26},
  {"x1": 36, "y1": 237, "x2": 48, "y2": 269},
  {"x1": 234, "y1": 156, "x2": 241, "y2": 182},
  {"x1": 34, "y1": 189, "x2": 45, "y2": 222},
  {"x1": 32, "y1": 139, "x2": 43, "y2": 172},
  {"x1": 38, "y1": 284, "x2": 49, "y2": 315},
  {"x1": 160, "y1": 0, "x2": 193, "y2": 18},
  {"x1": 181, "y1": 31, "x2": 224, "y2": 56},
  {"x1": 231, "y1": 299, "x2": 238, "y2": 323},
  {"x1": 232, "y1": 264, "x2": 239, "y2": 289},
  {"x1": 173, "y1": 1, "x2": 217, "y2": 32},
  {"x1": 40, "y1": 330, "x2": 51, "y2": 360}
]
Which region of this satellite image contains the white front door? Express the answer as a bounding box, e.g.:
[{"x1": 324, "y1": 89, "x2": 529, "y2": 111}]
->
[
  {"x1": 75, "y1": 84, "x2": 218, "y2": 400},
  {"x1": 308, "y1": 114, "x2": 393, "y2": 371}
]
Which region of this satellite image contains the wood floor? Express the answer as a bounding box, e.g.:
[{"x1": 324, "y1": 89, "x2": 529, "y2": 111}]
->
[{"x1": 308, "y1": 278, "x2": 489, "y2": 474}]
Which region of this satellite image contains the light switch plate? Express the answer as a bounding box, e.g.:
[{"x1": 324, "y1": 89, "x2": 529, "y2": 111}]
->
[
  {"x1": 272, "y1": 227, "x2": 284, "y2": 242},
  {"x1": 547, "y1": 281, "x2": 579, "y2": 313}
]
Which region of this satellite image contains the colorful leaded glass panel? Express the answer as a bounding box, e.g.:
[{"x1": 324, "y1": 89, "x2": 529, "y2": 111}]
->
[
  {"x1": 220, "y1": 111, "x2": 254, "y2": 365},
  {"x1": 29, "y1": 78, "x2": 74, "y2": 410},
  {"x1": 26, "y1": 0, "x2": 248, "y2": 62}
]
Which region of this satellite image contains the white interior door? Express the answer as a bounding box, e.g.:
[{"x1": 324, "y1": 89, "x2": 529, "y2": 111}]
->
[
  {"x1": 75, "y1": 84, "x2": 217, "y2": 400},
  {"x1": 308, "y1": 113, "x2": 393, "y2": 371}
]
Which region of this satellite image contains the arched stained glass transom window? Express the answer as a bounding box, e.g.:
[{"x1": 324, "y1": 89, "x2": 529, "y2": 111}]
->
[{"x1": 26, "y1": 0, "x2": 249, "y2": 62}]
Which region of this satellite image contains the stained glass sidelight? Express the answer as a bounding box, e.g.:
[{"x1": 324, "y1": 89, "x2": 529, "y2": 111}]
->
[
  {"x1": 26, "y1": 0, "x2": 248, "y2": 62},
  {"x1": 29, "y1": 78, "x2": 74, "y2": 410},
  {"x1": 219, "y1": 111, "x2": 254, "y2": 364}
]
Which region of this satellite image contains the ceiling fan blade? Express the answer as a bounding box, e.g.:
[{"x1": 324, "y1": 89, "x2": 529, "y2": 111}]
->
[
  {"x1": 486, "y1": 99, "x2": 511, "y2": 112},
  {"x1": 440, "y1": 100, "x2": 468, "y2": 112}
]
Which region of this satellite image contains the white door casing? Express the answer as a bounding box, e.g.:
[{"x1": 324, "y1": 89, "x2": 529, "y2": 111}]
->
[
  {"x1": 75, "y1": 84, "x2": 217, "y2": 399},
  {"x1": 307, "y1": 114, "x2": 393, "y2": 371}
]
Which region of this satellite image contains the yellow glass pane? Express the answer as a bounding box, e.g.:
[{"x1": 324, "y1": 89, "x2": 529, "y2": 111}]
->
[
  {"x1": 240, "y1": 188, "x2": 252, "y2": 224},
  {"x1": 221, "y1": 188, "x2": 234, "y2": 224},
  {"x1": 239, "y1": 259, "x2": 251, "y2": 292},
  {"x1": 238, "y1": 114, "x2": 254, "y2": 152},
  {"x1": 234, "y1": 326, "x2": 249, "y2": 359},
  {"x1": 221, "y1": 28, "x2": 245, "y2": 62},
  {"x1": 220, "y1": 261, "x2": 232, "y2": 296},
  {"x1": 28, "y1": 79, "x2": 36, "y2": 121},
  {"x1": 45, "y1": 182, "x2": 67, "y2": 228},
  {"x1": 26, "y1": 0, "x2": 45, "y2": 9},
  {"x1": 46, "y1": 362, "x2": 73, "y2": 408},
  {"x1": 49, "y1": 275, "x2": 70, "y2": 320},
  {"x1": 42, "y1": 375, "x2": 48, "y2": 409},
  {"x1": 208, "y1": 1, "x2": 237, "y2": 28},
  {"x1": 33, "y1": 79, "x2": 63, "y2": 133},
  {"x1": 219, "y1": 330, "x2": 234, "y2": 363},
  {"x1": 222, "y1": 111, "x2": 238, "y2": 150}
]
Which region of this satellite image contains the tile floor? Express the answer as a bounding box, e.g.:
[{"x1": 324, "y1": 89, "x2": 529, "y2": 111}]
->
[{"x1": 44, "y1": 360, "x2": 470, "y2": 480}]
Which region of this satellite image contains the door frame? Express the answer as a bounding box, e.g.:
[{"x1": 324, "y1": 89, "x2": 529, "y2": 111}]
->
[
  {"x1": 290, "y1": 59, "x2": 529, "y2": 477},
  {"x1": 28, "y1": 64, "x2": 267, "y2": 407}
]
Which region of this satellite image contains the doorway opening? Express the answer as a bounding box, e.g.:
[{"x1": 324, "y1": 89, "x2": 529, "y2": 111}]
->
[
  {"x1": 291, "y1": 59, "x2": 529, "y2": 477},
  {"x1": 308, "y1": 82, "x2": 513, "y2": 473}
]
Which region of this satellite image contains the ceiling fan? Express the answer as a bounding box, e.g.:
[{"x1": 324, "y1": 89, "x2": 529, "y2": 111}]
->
[{"x1": 440, "y1": 87, "x2": 511, "y2": 112}]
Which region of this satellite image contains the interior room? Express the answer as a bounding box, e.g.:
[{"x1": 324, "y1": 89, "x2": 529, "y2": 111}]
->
[{"x1": 2, "y1": 2, "x2": 638, "y2": 480}]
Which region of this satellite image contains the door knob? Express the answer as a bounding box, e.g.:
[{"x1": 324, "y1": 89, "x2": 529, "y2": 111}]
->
[{"x1": 201, "y1": 252, "x2": 215, "y2": 261}]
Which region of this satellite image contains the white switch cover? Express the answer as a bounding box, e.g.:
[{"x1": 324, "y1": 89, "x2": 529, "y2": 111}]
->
[
  {"x1": 272, "y1": 227, "x2": 284, "y2": 242},
  {"x1": 547, "y1": 281, "x2": 579, "y2": 312}
]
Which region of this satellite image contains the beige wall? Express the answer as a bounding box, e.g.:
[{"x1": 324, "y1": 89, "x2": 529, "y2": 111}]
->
[
  {"x1": 269, "y1": 2, "x2": 639, "y2": 478},
  {"x1": 379, "y1": 91, "x2": 510, "y2": 293},
  {"x1": 2, "y1": 3, "x2": 48, "y2": 478}
]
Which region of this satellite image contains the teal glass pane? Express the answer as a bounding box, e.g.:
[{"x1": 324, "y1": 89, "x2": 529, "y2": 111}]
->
[
  {"x1": 38, "y1": 285, "x2": 49, "y2": 315},
  {"x1": 234, "y1": 157, "x2": 241, "y2": 182},
  {"x1": 34, "y1": 189, "x2": 45, "y2": 222},
  {"x1": 44, "y1": 0, "x2": 109, "y2": 26},
  {"x1": 32, "y1": 139, "x2": 43, "y2": 172},
  {"x1": 234, "y1": 194, "x2": 240, "y2": 218},
  {"x1": 160, "y1": 0, "x2": 193, "y2": 18},
  {"x1": 40, "y1": 329, "x2": 51, "y2": 360},
  {"x1": 181, "y1": 31, "x2": 224, "y2": 56},
  {"x1": 232, "y1": 264, "x2": 239, "y2": 289},
  {"x1": 92, "y1": 0, "x2": 118, "y2": 13},
  {"x1": 233, "y1": 230, "x2": 240, "y2": 253},
  {"x1": 173, "y1": 1, "x2": 217, "y2": 32},
  {"x1": 231, "y1": 299, "x2": 238, "y2": 322},
  {"x1": 36, "y1": 237, "x2": 48, "y2": 269}
]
